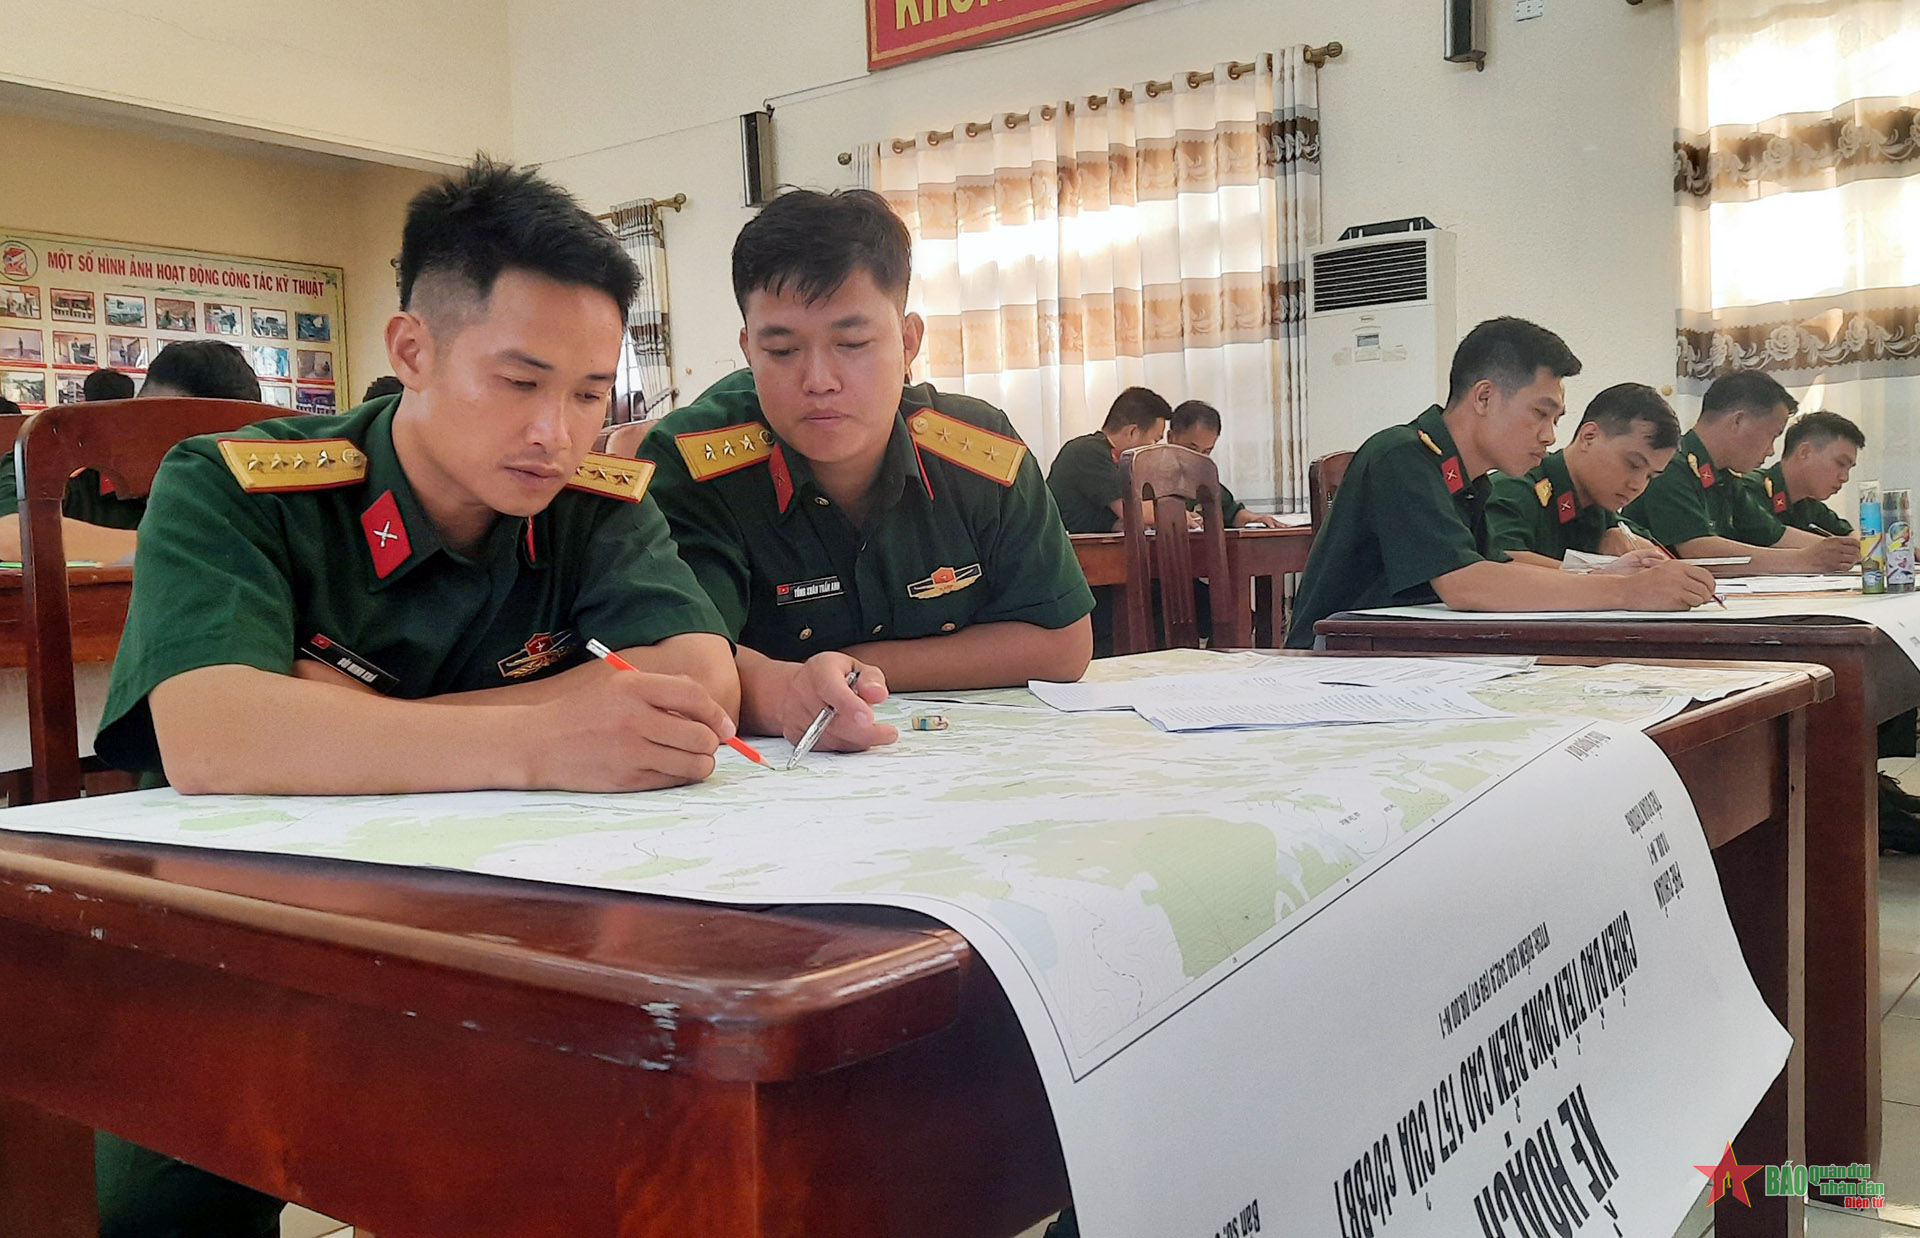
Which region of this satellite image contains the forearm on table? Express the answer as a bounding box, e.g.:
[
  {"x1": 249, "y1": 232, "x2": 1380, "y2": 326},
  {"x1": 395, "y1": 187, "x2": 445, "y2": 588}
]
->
[
  {"x1": 1674, "y1": 535, "x2": 1799, "y2": 573},
  {"x1": 1432, "y1": 559, "x2": 1631, "y2": 611},
  {"x1": 427, "y1": 633, "x2": 740, "y2": 719},
  {"x1": 843, "y1": 618, "x2": 1092, "y2": 690}
]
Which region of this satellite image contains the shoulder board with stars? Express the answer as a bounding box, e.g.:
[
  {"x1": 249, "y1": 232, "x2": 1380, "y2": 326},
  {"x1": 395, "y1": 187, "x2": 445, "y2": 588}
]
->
[
  {"x1": 908, "y1": 408, "x2": 1025, "y2": 486},
  {"x1": 217, "y1": 438, "x2": 367, "y2": 492},
  {"x1": 1534, "y1": 477, "x2": 1553, "y2": 507},
  {"x1": 565, "y1": 452, "x2": 654, "y2": 502},
  {"x1": 676, "y1": 422, "x2": 775, "y2": 481}
]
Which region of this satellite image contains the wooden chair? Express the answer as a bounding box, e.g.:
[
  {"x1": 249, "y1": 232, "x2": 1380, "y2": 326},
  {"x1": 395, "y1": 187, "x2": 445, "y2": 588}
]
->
[
  {"x1": 19, "y1": 398, "x2": 275, "y2": 802},
  {"x1": 1308, "y1": 450, "x2": 1355, "y2": 528},
  {"x1": 1116, "y1": 443, "x2": 1249, "y2": 652}
]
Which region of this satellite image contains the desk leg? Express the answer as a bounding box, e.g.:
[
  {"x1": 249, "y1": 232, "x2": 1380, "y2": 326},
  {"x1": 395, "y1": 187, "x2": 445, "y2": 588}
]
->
[
  {"x1": 1803, "y1": 677, "x2": 1880, "y2": 1169},
  {"x1": 1250, "y1": 576, "x2": 1274, "y2": 649},
  {"x1": 1712, "y1": 709, "x2": 1805, "y2": 1237},
  {"x1": 0, "y1": 1095, "x2": 95, "y2": 1238}
]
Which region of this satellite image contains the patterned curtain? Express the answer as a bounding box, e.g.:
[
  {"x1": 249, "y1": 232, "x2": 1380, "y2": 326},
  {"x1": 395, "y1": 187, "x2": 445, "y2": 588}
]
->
[
  {"x1": 1676, "y1": 0, "x2": 1920, "y2": 487},
  {"x1": 876, "y1": 50, "x2": 1322, "y2": 513},
  {"x1": 606, "y1": 198, "x2": 677, "y2": 423}
]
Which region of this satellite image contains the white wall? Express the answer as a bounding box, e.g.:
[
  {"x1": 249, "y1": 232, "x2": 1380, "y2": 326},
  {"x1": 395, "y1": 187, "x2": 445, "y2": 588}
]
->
[
  {"x1": 0, "y1": 0, "x2": 509, "y2": 166},
  {"x1": 511, "y1": 0, "x2": 1682, "y2": 424}
]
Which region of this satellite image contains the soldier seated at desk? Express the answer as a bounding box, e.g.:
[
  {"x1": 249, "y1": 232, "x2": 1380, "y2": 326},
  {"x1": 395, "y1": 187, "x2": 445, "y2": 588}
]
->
[
  {"x1": 1486, "y1": 382, "x2": 1678, "y2": 566},
  {"x1": 1622, "y1": 371, "x2": 1861, "y2": 574},
  {"x1": 1283, "y1": 317, "x2": 1719, "y2": 648},
  {"x1": 1746, "y1": 409, "x2": 1863, "y2": 537},
  {"x1": 1047, "y1": 386, "x2": 1178, "y2": 533},
  {"x1": 638, "y1": 188, "x2": 1093, "y2": 754},
  {"x1": 1166, "y1": 399, "x2": 1289, "y2": 529},
  {"x1": 0, "y1": 339, "x2": 262, "y2": 564}
]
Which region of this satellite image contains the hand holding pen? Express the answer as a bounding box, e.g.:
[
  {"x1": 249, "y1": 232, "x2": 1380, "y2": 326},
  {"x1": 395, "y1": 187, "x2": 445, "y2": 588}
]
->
[{"x1": 785, "y1": 655, "x2": 895, "y2": 768}]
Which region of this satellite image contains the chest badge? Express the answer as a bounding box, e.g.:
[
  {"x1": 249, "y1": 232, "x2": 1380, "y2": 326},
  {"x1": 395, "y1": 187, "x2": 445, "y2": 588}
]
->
[
  {"x1": 499, "y1": 629, "x2": 577, "y2": 679},
  {"x1": 774, "y1": 575, "x2": 843, "y2": 606},
  {"x1": 908, "y1": 563, "x2": 982, "y2": 599}
]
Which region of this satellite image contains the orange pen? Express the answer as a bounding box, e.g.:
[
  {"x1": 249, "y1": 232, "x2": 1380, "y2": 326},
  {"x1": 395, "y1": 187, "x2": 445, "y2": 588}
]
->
[{"x1": 585, "y1": 638, "x2": 768, "y2": 766}]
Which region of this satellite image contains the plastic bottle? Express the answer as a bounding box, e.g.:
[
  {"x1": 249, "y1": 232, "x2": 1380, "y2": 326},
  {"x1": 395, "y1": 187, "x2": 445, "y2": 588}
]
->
[
  {"x1": 1888, "y1": 488, "x2": 1915, "y2": 593},
  {"x1": 1861, "y1": 481, "x2": 1886, "y2": 594}
]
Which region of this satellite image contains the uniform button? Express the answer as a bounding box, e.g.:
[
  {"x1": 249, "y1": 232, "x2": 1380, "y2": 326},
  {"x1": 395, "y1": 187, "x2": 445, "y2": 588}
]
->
[
  {"x1": 871, "y1": 624, "x2": 884, "y2": 635},
  {"x1": 814, "y1": 496, "x2": 830, "y2": 507},
  {"x1": 940, "y1": 622, "x2": 956, "y2": 632},
  {"x1": 799, "y1": 627, "x2": 812, "y2": 641}
]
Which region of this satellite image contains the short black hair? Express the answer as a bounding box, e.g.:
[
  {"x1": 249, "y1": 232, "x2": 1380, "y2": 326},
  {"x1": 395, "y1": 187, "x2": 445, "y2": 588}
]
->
[
  {"x1": 1446, "y1": 317, "x2": 1582, "y2": 405},
  {"x1": 1170, "y1": 400, "x2": 1222, "y2": 437},
  {"x1": 732, "y1": 188, "x2": 912, "y2": 312},
  {"x1": 1102, "y1": 386, "x2": 1172, "y2": 433},
  {"x1": 141, "y1": 341, "x2": 263, "y2": 401},
  {"x1": 362, "y1": 375, "x2": 405, "y2": 402},
  {"x1": 1784, "y1": 409, "x2": 1865, "y2": 454},
  {"x1": 1699, "y1": 370, "x2": 1797, "y2": 423},
  {"x1": 398, "y1": 155, "x2": 638, "y2": 319},
  {"x1": 1578, "y1": 383, "x2": 1680, "y2": 450},
  {"x1": 82, "y1": 368, "x2": 135, "y2": 401},
  {"x1": 0, "y1": 397, "x2": 19, "y2": 417}
]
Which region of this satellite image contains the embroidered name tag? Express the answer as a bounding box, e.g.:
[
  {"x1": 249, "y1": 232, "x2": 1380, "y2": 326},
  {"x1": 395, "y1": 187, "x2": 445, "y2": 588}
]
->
[
  {"x1": 775, "y1": 576, "x2": 844, "y2": 606},
  {"x1": 300, "y1": 633, "x2": 400, "y2": 695}
]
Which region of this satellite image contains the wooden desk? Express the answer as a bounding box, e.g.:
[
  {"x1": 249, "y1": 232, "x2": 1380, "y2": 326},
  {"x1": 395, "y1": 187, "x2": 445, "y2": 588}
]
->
[
  {"x1": 0, "y1": 662, "x2": 1817, "y2": 1237},
  {"x1": 0, "y1": 566, "x2": 130, "y2": 668},
  {"x1": 1071, "y1": 526, "x2": 1312, "y2": 646},
  {"x1": 1318, "y1": 613, "x2": 1904, "y2": 1174}
]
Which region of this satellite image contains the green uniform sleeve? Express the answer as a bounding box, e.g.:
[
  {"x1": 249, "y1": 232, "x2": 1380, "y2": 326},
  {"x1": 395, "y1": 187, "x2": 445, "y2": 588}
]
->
[
  {"x1": 1046, "y1": 438, "x2": 1122, "y2": 533},
  {"x1": 1216, "y1": 481, "x2": 1245, "y2": 523},
  {"x1": 570, "y1": 494, "x2": 730, "y2": 651},
  {"x1": 95, "y1": 444, "x2": 302, "y2": 771},
  {"x1": 1371, "y1": 441, "x2": 1486, "y2": 593},
  {"x1": 973, "y1": 452, "x2": 1096, "y2": 629},
  {"x1": 1485, "y1": 474, "x2": 1550, "y2": 557},
  {"x1": 1726, "y1": 478, "x2": 1787, "y2": 546},
  {"x1": 1624, "y1": 461, "x2": 1713, "y2": 547},
  {"x1": 634, "y1": 435, "x2": 753, "y2": 640}
]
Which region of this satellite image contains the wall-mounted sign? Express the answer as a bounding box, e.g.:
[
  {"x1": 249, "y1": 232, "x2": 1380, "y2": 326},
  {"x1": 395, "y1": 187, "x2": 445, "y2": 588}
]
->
[
  {"x1": 0, "y1": 228, "x2": 344, "y2": 409},
  {"x1": 868, "y1": 0, "x2": 1148, "y2": 70}
]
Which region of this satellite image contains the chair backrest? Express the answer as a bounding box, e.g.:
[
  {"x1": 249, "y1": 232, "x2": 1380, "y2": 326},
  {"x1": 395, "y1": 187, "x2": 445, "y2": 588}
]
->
[
  {"x1": 19, "y1": 398, "x2": 276, "y2": 802},
  {"x1": 600, "y1": 418, "x2": 658, "y2": 459},
  {"x1": 0, "y1": 414, "x2": 23, "y2": 461},
  {"x1": 1309, "y1": 450, "x2": 1355, "y2": 528},
  {"x1": 1116, "y1": 443, "x2": 1248, "y2": 652}
]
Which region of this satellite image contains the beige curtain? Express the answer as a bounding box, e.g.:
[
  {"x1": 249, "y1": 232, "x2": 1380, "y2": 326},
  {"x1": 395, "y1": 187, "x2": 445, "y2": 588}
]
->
[
  {"x1": 1676, "y1": 0, "x2": 1920, "y2": 490},
  {"x1": 606, "y1": 198, "x2": 677, "y2": 423},
  {"x1": 876, "y1": 50, "x2": 1322, "y2": 512}
]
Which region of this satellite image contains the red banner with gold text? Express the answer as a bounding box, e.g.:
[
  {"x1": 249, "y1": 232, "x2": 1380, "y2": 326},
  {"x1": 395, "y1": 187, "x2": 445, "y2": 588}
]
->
[{"x1": 869, "y1": 0, "x2": 1148, "y2": 70}]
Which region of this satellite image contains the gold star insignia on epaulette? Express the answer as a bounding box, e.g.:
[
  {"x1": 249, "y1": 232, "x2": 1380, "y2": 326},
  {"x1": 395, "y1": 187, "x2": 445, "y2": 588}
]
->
[
  {"x1": 217, "y1": 438, "x2": 367, "y2": 492},
  {"x1": 675, "y1": 422, "x2": 774, "y2": 481},
  {"x1": 908, "y1": 408, "x2": 1026, "y2": 486},
  {"x1": 565, "y1": 453, "x2": 654, "y2": 502},
  {"x1": 1534, "y1": 477, "x2": 1554, "y2": 507}
]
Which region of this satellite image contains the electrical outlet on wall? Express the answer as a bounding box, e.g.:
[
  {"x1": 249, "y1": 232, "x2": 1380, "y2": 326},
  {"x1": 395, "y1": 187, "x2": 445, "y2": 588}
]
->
[{"x1": 1515, "y1": 0, "x2": 1544, "y2": 17}]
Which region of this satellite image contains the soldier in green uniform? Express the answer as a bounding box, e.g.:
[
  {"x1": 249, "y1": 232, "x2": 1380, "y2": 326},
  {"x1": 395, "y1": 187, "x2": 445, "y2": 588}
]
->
[
  {"x1": 91, "y1": 157, "x2": 740, "y2": 1238},
  {"x1": 1622, "y1": 371, "x2": 1860, "y2": 573},
  {"x1": 1486, "y1": 382, "x2": 1679, "y2": 565},
  {"x1": 638, "y1": 188, "x2": 1092, "y2": 754},
  {"x1": 1285, "y1": 318, "x2": 1718, "y2": 647},
  {"x1": 1046, "y1": 386, "x2": 1173, "y2": 533},
  {"x1": 1747, "y1": 409, "x2": 1862, "y2": 536},
  {"x1": 1165, "y1": 400, "x2": 1290, "y2": 528},
  {"x1": 0, "y1": 339, "x2": 263, "y2": 563}
]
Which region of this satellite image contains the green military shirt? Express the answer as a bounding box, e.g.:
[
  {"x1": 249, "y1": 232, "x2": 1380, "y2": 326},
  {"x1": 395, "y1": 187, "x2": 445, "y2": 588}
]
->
[
  {"x1": 638, "y1": 370, "x2": 1094, "y2": 665},
  {"x1": 1047, "y1": 430, "x2": 1123, "y2": 533},
  {"x1": 1485, "y1": 451, "x2": 1622, "y2": 560},
  {"x1": 0, "y1": 455, "x2": 145, "y2": 529},
  {"x1": 95, "y1": 394, "x2": 726, "y2": 775},
  {"x1": 1749, "y1": 461, "x2": 1853, "y2": 535},
  {"x1": 1622, "y1": 429, "x2": 1784, "y2": 549},
  {"x1": 1211, "y1": 481, "x2": 1247, "y2": 524},
  {"x1": 1285, "y1": 404, "x2": 1498, "y2": 648}
]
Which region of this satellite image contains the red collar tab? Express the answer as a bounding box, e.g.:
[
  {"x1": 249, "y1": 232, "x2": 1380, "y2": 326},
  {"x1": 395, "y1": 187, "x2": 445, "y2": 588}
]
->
[
  {"x1": 360, "y1": 490, "x2": 412, "y2": 579},
  {"x1": 1697, "y1": 461, "x2": 1716, "y2": 488},
  {"x1": 913, "y1": 441, "x2": 936, "y2": 501},
  {"x1": 1773, "y1": 490, "x2": 1789, "y2": 513},
  {"x1": 1556, "y1": 491, "x2": 1578, "y2": 524},
  {"x1": 1440, "y1": 456, "x2": 1465, "y2": 494},
  {"x1": 770, "y1": 443, "x2": 795, "y2": 513},
  {"x1": 523, "y1": 516, "x2": 538, "y2": 564}
]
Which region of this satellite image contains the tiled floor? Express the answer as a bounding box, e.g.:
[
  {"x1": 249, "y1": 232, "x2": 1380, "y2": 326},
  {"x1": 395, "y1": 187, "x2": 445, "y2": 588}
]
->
[{"x1": 283, "y1": 763, "x2": 1920, "y2": 1238}]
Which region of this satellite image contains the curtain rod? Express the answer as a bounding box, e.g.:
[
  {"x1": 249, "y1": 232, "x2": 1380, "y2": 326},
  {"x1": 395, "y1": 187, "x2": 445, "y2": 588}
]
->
[
  {"x1": 594, "y1": 193, "x2": 688, "y2": 220},
  {"x1": 837, "y1": 44, "x2": 1342, "y2": 164}
]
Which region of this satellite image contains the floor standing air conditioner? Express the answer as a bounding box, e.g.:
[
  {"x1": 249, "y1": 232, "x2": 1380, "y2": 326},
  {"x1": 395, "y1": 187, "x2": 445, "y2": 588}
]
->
[{"x1": 1304, "y1": 230, "x2": 1457, "y2": 455}]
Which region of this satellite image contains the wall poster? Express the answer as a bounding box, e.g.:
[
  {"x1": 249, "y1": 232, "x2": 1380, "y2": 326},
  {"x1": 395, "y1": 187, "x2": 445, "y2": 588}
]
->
[
  {"x1": 0, "y1": 228, "x2": 344, "y2": 410},
  {"x1": 869, "y1": 0, "x2": 1149, "y2": 69}
]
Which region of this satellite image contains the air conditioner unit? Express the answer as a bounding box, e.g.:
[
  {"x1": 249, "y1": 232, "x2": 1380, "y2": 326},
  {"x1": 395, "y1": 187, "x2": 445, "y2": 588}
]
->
[{"x1": 1304, "y1": 230, "x2": 1457, "y2": 456}]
